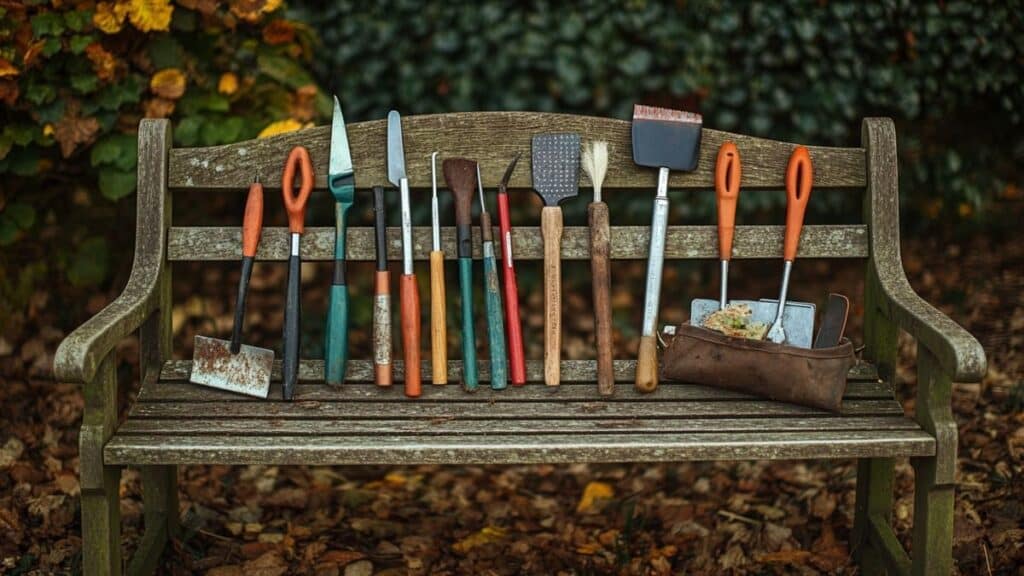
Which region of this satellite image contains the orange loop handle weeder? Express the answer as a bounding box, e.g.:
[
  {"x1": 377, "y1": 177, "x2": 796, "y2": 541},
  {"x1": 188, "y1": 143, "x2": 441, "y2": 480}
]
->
[{"x1": 281, "y1": 146, "x2": 313, "y2": 400}]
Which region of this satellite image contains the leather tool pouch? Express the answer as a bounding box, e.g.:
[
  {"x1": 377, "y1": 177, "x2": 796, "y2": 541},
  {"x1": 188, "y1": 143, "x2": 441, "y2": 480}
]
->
[{"x1": 660, "y1": 324, "x2": 855, "y2": 412}]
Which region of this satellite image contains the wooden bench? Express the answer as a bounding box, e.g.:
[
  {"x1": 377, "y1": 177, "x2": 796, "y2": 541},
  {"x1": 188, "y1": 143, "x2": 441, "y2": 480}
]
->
[{"x1": 55, "y1": 114, "x2": 986, "y2": 575}]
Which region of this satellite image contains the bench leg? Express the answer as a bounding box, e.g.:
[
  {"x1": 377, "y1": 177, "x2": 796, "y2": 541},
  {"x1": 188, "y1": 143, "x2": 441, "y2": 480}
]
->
[
  {"x1": 81, "y1": 437, "x2": 123, "y2": 576},
  {"x1": 911, "y1": 345, "x2": 957, "y2": 576},
  {"x1": 853, "y1": 457, "x2": 895, "y2": 575},
  {"x1": 127, "y1": 465, "x2": 179, "y2": 575}
]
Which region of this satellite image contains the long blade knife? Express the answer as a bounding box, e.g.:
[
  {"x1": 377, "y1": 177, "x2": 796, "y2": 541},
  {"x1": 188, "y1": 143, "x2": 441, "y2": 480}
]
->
[
  {"x1": 325, "y1": 95, "x2": 355, "y2": 386},
  {"x1": 388, "y1": 111, "x2": 421, "y2": 398}
]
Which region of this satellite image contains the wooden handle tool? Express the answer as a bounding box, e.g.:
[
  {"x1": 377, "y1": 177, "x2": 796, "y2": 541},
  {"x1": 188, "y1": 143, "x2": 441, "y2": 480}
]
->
[
  {"x1": 372, "y1": 186, "x2": 392, "y2": 387},
  {"x1": 429, "y1": 153, "x2": 447, "y2": 384},
  {"x1": 583, "y1": 141, "x2": 613, "y2": 396},
  {"x1": 281, "y1": 146, "x2": 313, "y2": 400},
  {"x1": 442, "y1": 158, "x2": 480, "y2": 390},
  {"x1": 531, "y1": 133, "x2": 581, "y2": 387},
  {"x1": 715, "y1": 142, "x2": 741, "y2": 309}
]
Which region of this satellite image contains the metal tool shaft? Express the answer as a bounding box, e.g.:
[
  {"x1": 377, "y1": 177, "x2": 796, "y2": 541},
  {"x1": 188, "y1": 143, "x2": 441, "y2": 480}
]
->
[
  {"x1": 431, "y1": 152, "x2": 441, "y2": 251},
  {"x1": 719, "y1": 260, "x2": 729, "y2": 310},
  {"x1": 767, "y1": 260, "x2": 793, "y2": 342},
  {"x1": 400, "y1": 177, "x2": 413, "y2": 275},
  {"x1": 640, "y1": 167, "x2": 670, "y2": 336}
]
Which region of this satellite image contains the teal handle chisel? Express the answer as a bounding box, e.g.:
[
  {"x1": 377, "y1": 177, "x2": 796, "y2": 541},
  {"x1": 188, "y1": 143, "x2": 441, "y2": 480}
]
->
[
  {"x1": 477, "y1": 166, "x2": 507, "y2": 389},
  {"x1": 325, "y1": 95, "x2": 354, "y2": 386}
]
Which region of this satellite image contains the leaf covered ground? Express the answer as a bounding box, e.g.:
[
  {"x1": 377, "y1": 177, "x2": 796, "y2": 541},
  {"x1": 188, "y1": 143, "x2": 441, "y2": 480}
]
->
[{"x1": 1, "y1": 226, "x2": 1021, "y2": 575}]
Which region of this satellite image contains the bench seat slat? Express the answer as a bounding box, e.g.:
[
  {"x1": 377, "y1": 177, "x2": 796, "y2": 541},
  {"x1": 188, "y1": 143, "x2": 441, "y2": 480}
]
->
[
  {"x1": 116, "y1": 416, "x2": 922, "y2": 436},
  {"x1": 159, "y1": 359, "x2": 880, "y2": 383},
  {"x1": 139, "y1": 381, "x2": 893, "y2": 403},
  {"x1": 168, "y1": 225, "x2": 868, "y2": 262},
  {"x1": 128, "y1": 399, "x2": 903, "y2": 419},
  {"x1": 105, "y1": 430, "x2": 932, "y2": 466}
]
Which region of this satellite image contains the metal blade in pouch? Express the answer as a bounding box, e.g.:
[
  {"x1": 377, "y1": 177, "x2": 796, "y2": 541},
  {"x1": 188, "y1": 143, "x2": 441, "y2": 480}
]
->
[
  {"x1": 190, "y1": 335, "x2": 273, "y2": 398},
  {"x1": 689, "y1": 299, "x2": 815, "y2": 349},
  {"x1": 531, "y1": 133, "x2": 581, "y2": 206}
]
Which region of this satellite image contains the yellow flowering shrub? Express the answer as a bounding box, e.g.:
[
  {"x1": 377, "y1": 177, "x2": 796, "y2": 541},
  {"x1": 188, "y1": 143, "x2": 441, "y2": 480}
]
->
[{"x1": 0, "y1": 0, "x2": 327, "y2": 295}]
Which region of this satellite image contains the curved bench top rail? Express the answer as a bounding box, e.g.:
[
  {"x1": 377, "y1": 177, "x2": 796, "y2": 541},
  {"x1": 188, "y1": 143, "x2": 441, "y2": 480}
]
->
[
  {"x1": 168, "y1": 224, "x2": 868, "y2": 261},
  {"x1": 167, "y1": 112, "x2": 866, "y2": 191}
]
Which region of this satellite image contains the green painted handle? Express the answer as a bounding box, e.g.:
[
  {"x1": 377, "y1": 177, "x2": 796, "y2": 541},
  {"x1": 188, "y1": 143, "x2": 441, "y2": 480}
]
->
[
  {"x1": 458, "y1": 257, "x2": 478, "y2": 391},
  {"x1": 482, "y1": 248, "x2": 507, "y2": 390},
  {"x1": 325, "y1": 284, "x2": 348, "y2": 385}
]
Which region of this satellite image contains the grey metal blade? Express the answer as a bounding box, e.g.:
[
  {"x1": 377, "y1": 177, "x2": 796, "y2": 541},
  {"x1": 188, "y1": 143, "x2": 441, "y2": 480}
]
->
[
  {"x1": 189, "y1": 335, "x2": 273, "y2": 398},
  {"x1": 387, "y1": 110, "x2": 406, "y2": 186},
  {"x1": 329, "y1": 95, "x2": 353, "y2": 177},
  {"x1": 531, "y1": 133, "x2": 580, "y2": 206}
]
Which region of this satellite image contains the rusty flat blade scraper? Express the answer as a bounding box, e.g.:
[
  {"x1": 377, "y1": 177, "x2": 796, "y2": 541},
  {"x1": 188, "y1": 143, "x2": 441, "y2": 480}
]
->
[{"x1": 190, "y1": 178, "x2": 273, "y2": 397}]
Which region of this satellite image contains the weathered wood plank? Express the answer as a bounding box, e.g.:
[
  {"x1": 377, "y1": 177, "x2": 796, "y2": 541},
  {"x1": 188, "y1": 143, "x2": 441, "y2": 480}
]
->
[
  {"x1": 167, "y1": 224, "x2": 868, "y2": 261},
  {"x1": 116, "y1": 416, "x2": 922, "y2": 437},
  {"x1": 167, "y1": 112, "x2": 866, "y2": 191},
  {"x1": 104, "y1": 430, "x2": 933, "y2": 466},
  {"x1": 139, "y1": 380, "x2": 893, "y2": 403},
  {"x1": 159, "y1": 359, "x2": 880, "y2": 383},
  {"x1": 128, "y1": 398, "x2": 904, "y2": 420}
]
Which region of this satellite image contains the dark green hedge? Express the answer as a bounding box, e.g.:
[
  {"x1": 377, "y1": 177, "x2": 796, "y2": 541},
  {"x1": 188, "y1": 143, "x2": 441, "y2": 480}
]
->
[{"x1": 299, "y1": 0, "x2": 1023, "y2": 228}]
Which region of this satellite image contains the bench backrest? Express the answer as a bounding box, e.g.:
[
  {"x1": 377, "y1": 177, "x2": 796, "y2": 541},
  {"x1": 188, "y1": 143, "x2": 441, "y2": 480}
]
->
[{"x1": 135, "y1": 112, "x2": 885, "y2": 372}]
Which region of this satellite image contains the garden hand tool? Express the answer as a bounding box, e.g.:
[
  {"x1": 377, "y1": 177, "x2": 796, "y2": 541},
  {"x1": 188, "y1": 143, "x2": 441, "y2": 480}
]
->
[
  {"x1": 582, "y1": 140, "x2": 613, "y2": 396},
  {"x1": 281, "y1": 146, "x2": 313, "y2": 400},
  {"x1": 531, "y1": 133, "x2": 581, "y2": 387},
  {"x1": 442, "y1": 158, "x2": 479, "y2": 391},
  {"x1": 372, "y1": 186, "x2": 392, "y2": 387},
  {"x1": 325, "y1": 95, "x2": 354, "y2": 386},
  {"x1": 631, "y1": 104, "x2": 703, "y2": 393},
  {"x1": 429, "y1": 152, "x2": 448, "y2": 385},
  {"x1": 496, "y1": 154, "x2": 526, "y2": 386},
  {"x1": 814, "y1": 293, "x2": 849, "y2": 349},
  {"x1": 388, "y1": 110, "x2": 421, "y2": 398},
  {"x1": 190, "y1": 177, "x2": 273, "y2": 398},
  {"x1": 477, "y1": 164, "x2": 508, "y2": 390},
  {"x1": 690, "y1": 142, "x2": 742, "y2": 324},
  {"x1": 688, "y1": 143, "x2": 817, "y2": 335},
  {"x1": 765, "y1": 146, "x2": 815, "y2": 347}
]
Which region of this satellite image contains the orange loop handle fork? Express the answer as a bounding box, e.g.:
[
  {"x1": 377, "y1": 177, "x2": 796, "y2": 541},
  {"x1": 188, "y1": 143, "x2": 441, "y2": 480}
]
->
[
  {"x1": 783, "y1": 146, "x2": 814, "y2": 262},
  {"x1": 282, "y1": 146, "x2": 314, "y2": 234}
]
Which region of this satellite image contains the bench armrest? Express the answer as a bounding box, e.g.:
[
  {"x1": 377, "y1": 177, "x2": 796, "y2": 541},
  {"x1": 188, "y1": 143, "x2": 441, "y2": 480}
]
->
[
  {"x1": 875, "y1": 270, "x2": 986, "y2": 383},
  {"x1": 54, "y1": 265, "x2": 160, "y2": 384},
  {"x1": 862, "y1": 117, "x2": 986, "y2": 384}
]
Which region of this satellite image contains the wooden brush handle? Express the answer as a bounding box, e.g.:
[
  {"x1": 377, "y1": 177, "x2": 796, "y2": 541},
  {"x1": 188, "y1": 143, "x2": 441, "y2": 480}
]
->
[
  {"x1": 541, "y1": 206, "x2": 562, "y2": 387},
  {"x1": 400, "y1": 273, "x2": 421, "y2": 397},
  {"x1": 589, "y1": 202, "x2": 614, "y2": 396},
  {"x1": 634, "y1": 335, "x2": 659, "y2": 393},
  {"x1": 373, "y1": 270, "x2": 392, "y2": 387},
  {"x1": 429, "y1": 250, "x2": 447, "y2": 385}
]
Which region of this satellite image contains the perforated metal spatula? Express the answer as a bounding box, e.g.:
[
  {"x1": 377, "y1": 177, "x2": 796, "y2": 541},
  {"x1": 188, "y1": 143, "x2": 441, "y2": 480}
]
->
[{"x1": 531, "y1": 133, "x2": 581, "y2": 387}]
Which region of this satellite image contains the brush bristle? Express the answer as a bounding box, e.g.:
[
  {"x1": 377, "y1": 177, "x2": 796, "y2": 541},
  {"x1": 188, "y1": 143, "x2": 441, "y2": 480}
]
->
[
  {"x1": 633, "y1": 104, "x2": 702, "y2": 124},
  {"x1": 582, "y1": 141, "x2": 609, "y2": 202}
]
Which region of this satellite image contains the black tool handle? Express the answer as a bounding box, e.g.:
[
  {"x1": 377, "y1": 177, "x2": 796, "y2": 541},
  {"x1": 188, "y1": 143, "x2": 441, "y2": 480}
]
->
[
  {"x1": 283, "y1": 248, "x2": 301, "y2": 400},
  {"x1": 229, "y1": 256, "x2": 254, "y2": 354},
  {"x1": 374, "y1": 186, "x2": 388, "y2": 271}
]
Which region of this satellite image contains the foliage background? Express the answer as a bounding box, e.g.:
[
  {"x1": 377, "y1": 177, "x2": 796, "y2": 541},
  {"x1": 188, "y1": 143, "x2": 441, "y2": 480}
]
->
[{"x1": 1, "y1": 0, "x2": 1022, "y2": 330}]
